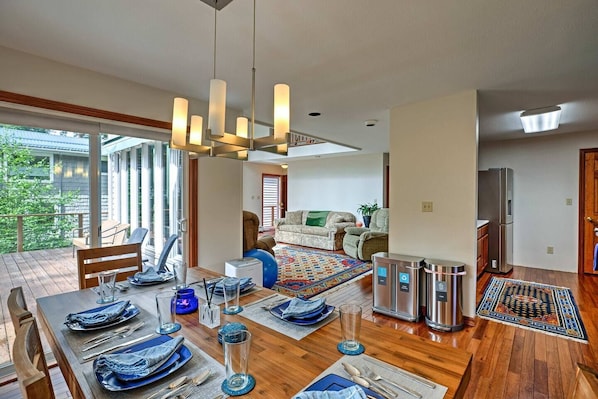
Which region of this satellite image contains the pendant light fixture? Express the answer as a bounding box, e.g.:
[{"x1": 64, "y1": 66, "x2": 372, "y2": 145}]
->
[{"x1": 170, "y1": 0, "x2": 290, "y2": 159}]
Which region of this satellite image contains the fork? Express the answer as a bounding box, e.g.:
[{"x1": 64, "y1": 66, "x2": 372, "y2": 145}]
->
[
  {"x1": 363, "y1": 365, "x2": 422, "y2": 399},
  {"x1": 82, "y1": 321, "x2": 145, "y2": 351}
]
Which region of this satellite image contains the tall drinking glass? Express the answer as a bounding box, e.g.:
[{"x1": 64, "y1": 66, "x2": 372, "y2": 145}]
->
[
  {"x1": 97, "y1": 270, "x2": 117, "y2": 304},
  {"x1": 339, "y1": 304, "x2": 362, "y2": 354},
  {"x1": 222, "y1": 277, "x2": 242, "y2": 314},
  {"x1": 223, "y1": 330, "x2": 252, "y2": 393},
  {"x1": 155, "y1": 291, "x2": 181, "y2": 334},
  {"x1": 173, "y1": 262, "x2": 187, "y2": 290}
]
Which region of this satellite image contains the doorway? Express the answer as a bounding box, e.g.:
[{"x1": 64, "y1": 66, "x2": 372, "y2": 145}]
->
[
  {"x1": 262, "y1": 174, "x2": 286, "y2": 229},
  {"x1": 579, "y1": 148, "x2": 598, "y2": 274}
]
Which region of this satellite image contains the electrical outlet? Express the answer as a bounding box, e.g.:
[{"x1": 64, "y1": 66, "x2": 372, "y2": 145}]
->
[
  {"x1": 421, "y1": 201, "x2": 433, "y2": 212},
  {"x1": 547, "y1": 246, "x2": 554, "y2": 254},
  {"x1": 566, "y1": 198, "x2": 573, "y2": 206}
]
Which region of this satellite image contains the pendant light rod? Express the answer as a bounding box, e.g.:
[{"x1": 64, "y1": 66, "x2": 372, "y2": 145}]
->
[
  {"x1": 213, "y1": 2, "x2": 217, "y2": 79},
  {"x1": 250, "y1": 0, "x2": 256, "y2": 147}
]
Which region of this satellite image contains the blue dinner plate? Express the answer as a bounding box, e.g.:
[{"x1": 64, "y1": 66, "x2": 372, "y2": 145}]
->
[
  {"x1": 64, "y1": 302, "x2": 140, "y2": 331},
  {"x1": 93, "y1": 335, "x2": 192, "y2": 391},
  {"x1": 303, "y1": 374, "x2": 383, "y2": 399},
  {"x1": 270, "y1": 301, "x2": 335, "y2": 325},
  {"x1": 127, "y1": 272, "x2": 175, "y2": 286}
]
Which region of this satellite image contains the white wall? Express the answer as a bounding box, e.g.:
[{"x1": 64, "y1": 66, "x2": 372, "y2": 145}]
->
[
  {"x1": 242, "y1": 163, "x2": 286, "y2": 217},
  {"x1": 286, "y1": 153, "x2": 385, "y2": 223},
  {"x1": 479, "y1": 130, "x2": 598, "y2": 272},
  {"x1": 198, "y1": 157, "x2": 243, "y2": 273},
  {"x1": 390, "y1": 91, "x2": 478, "y2": 318}
]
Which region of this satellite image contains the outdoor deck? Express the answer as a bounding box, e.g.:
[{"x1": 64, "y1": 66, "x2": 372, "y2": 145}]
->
[{"x1": 0, "y1": 247, "x2": 77, "y2": 368}]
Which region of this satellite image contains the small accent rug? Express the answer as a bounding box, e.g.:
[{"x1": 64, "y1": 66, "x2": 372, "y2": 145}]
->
[
  {"x1": 272, "y1": 245, "x2": 371, "y2": 299},
  {"x1": 476, "y1": 277, "x2": 588, "y2": 343}
]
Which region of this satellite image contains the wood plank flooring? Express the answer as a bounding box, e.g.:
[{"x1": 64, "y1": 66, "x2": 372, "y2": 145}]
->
[{"x1": 1, "y1": 246, "x2": 597, "y2": 398}]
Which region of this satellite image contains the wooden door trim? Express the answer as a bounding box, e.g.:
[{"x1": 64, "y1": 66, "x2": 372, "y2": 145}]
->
[{"x1": 578, "y1": 148, "x2": 598, "y2": 274}]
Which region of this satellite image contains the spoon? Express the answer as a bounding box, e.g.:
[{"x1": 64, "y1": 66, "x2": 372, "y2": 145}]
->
[
  {"x1": 191, "y1": 369, "x2": 211, "y2": 386},
  {"x1": 350, "y1": 375, "x2": 393, "y2": 399},
  {"x1": 343, "y1": 363, "x2": 396, "y2": 398},
  {"x1": 146, "y1": 376, "x2": 188, "y2": 399}
]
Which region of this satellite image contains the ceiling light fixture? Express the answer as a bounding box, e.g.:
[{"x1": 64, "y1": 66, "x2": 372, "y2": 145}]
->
[
  {"x1": 520, "y1": 105, "x2": 562, "y2": 133},
  {"x1": 280, "y1": 163, "x2": 288, "y2": 169},
  {"x1": 170, "y1": 0, "x2": 290, "y2": 159}
]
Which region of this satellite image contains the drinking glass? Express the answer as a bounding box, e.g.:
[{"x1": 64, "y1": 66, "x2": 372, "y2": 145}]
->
[
  {"x1": 155, "y1": 291, "x2": 181, "y2": 334},
  {"x1": 173, "y1": 262, "x2": 187, "y2": 290},
  {"x1": 222, "y1": 277, "x2": 242, "y2": 314},
  {"x1": 97, "y1": 270, "x2": 117, "y2": 304},
  {"x1": 339, "y1": 304, "x2": 362, "y2": 353},
  {"x1": 223, "y1": 330, "x2": 252, "y2": 392}
]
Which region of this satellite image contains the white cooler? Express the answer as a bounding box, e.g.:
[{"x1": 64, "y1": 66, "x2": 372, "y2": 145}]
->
[{"x1": 225, "y1": 257, "x2": 263, "y2": 286}]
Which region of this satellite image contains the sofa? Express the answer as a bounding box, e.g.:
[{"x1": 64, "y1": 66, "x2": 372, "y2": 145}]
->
[
  {"x1": 343, "y1": 208, "x2": 389, "y2": 261},
  {"x1": 274, "y1": 210, "x2": 356, "y2": 250}
]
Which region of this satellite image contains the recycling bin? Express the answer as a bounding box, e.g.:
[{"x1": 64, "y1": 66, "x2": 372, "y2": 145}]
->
[
  {"x1": 424, "y1": 258, "x2": 466, "y2": 332},
  {"x1": 372, "y1": 252, "x2": 425, "y2": 322}
]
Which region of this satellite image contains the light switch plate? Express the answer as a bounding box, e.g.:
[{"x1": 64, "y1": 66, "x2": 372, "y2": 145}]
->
[{"x1": 422, "y1": 201, "x2": 433, "y2": 212}]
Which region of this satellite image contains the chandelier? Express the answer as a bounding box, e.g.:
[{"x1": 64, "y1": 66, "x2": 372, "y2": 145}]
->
[{"x1": 170, "y1": 0, "x2": 290, "y2": 160}]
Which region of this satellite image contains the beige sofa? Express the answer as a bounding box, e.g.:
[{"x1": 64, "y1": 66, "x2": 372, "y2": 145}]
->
[{"x1": 274, "y1": 210, "x2": 356, "y2": 250}]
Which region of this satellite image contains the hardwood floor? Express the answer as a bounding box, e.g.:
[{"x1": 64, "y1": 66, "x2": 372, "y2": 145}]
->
[
  {"x1": 323, "y1": 266, "x2": 598, "y2": 399},
  {"x1": 1, "y1": 246, "x2": 597, "y2": 398}
]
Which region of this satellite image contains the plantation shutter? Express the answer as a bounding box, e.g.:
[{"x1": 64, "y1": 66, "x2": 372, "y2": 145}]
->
[{"x1": 262, "y1": 176, "x2": 279, "y2": 228}]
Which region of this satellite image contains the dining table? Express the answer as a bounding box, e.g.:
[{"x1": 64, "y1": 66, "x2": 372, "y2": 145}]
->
[{"x1": 37, "y1": 266, "x2": 472, "y2": 398}]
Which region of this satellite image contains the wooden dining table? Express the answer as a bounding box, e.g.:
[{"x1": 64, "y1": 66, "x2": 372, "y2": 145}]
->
[{"x1": 37, "y1": 267, "x2": 472, "y2": 398}]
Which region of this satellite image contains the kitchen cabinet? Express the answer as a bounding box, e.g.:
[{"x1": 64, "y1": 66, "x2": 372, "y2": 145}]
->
[{"x1": 477, "y1": 223, "x2": 489, "y2": 277}]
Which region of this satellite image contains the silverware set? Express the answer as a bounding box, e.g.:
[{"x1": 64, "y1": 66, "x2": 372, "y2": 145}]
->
[
  {"x1": 342, "y1": 362, "x2": 424, "y2": 399},
  {"x1": 82, "y1": 333, "x2": 154, "y2": 361},
  {"x1": 82, "y1": 321, "x2": 145, "y2": 352},
  {"x1": 145, "y1": 369, "x2": 213, "y2": 399}
]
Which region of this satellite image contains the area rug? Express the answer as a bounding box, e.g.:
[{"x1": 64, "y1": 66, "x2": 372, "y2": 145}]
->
[
  {"x1": 476, "y1": 277, "x2": 588, "y2": 343},
  {"x1": 272, "y1": 245, "x2": 372, "y2": 299}
]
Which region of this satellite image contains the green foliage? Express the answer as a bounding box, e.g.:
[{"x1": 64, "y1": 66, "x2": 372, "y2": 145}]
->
[
  {"x1": 356, "y1": 200, "x2": 380, "y2": 216},
  {"x1": 0, "y1": 135, "x2": 79, "y2": 253}
]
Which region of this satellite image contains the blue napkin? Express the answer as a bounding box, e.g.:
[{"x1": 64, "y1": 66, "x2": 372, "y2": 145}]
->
[
  {"x1": 293, "y1": 386, "x2": 367, "y2": 399},
  {"x1": 66, "y1": 300, "x2": 130, "y2": 327},
  {"x1": 282, "y1": 297, "x2": 326, "y2": 319},
  {"x1": 214, "y1": 277, "x2": 252, "y2": 291},
  {"x1": 134, "y1": 267, "x2": 168, "y2": 283},
  {"x1": 95, "y1": 336, "x2": 184, "y2": 378}
]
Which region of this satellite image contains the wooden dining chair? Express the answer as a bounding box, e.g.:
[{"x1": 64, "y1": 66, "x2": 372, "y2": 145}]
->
[
  {"x1": 13, "y1": 318, "x2": 55, "y2": 399},
  {"x1": 77, "y1": 243, "x2": 143, "y2": 289},
  {"x1": 8, "y1": 286, "x2": 33, "y2": 333},
  {"x1": 568, "y1": 363, "x2": 598, "y2": 399}
]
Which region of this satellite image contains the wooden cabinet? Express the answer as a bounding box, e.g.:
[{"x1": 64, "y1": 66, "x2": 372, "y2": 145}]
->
[{"x1": 477, "y1": 224, "x2": 489, "y2": 278}]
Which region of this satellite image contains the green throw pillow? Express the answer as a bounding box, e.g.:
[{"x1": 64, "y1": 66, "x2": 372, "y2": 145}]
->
[{"x1": 305, "y1": 211, "x2": 330, "y2": 227}]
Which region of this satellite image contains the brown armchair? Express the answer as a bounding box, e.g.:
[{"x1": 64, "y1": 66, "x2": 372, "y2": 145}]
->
[{"x1": 243, "y1": 211, "x2": 276, "y2": 256}]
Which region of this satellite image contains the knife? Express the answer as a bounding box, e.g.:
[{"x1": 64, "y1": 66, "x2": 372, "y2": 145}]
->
[{"x1": 82, "y1": 333, "x2": 154, "y2": 361}]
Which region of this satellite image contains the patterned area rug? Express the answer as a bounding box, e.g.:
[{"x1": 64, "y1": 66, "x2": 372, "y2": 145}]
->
[
  {"x1": 272, "y1": 245, "x2": 371, "y2": 299},
  {"x1": 476, "y1": 277, "x2": 588, "y2": 343}
]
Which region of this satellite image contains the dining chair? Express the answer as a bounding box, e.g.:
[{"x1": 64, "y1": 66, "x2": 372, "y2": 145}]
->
[
  {"x1": 7, "y1": 286, "x2": 33, "y2": 333},
  {"x1": 77, "y1": 243, "x2": 143, "y2": 289},
  {"x1": 13, "y1": 318, "x2": 55, "y2": 399},
  {"x1": 568, "y1": 363, "x2": 598, "y2": 399}
]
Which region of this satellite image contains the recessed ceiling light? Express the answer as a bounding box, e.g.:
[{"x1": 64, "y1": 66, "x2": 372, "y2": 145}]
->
[
  {"x1": 308, "y1": 112, "x2": 321, "y2": 117},
  {"x1": 365, "y1": 119, "x2": 378, "y2": 127},
  {"x1": 520, "y1": 105, "x2": 562, "y2": 133}
]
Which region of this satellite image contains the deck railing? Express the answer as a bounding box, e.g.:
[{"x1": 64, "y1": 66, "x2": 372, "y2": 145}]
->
[{"x1": 0, "y1": 212, "x2": 84, "y2": 253}]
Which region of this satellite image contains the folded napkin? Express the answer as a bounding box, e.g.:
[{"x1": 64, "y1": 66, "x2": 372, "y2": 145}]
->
[
  {"x1": 282, "y1": 297, "x2": 326, "y2": 319},
  {"x1": 65, "y1": 300, "x2": 130, "y2": 327},
  {"x1": 214, "y1": 277, "x2": 252, "y2": 291},
  {"x1": 95, "y1": 336, "x2": 184, "y2": 378},
  {"x1": 134, "y1": 267, "x2": 167, "y2": 283},
  {"x1": 293, "y1": 386, "x2": 367, "y2": 399}
]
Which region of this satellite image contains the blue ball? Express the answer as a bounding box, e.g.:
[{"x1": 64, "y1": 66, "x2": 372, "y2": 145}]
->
[{"x1": 243, "y1": 248, "x2": 278, "y2": 289}]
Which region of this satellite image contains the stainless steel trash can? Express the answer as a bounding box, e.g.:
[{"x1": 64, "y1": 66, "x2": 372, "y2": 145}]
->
[
  {"x1": 424, "y1": 258, "x2": 466, "y2": 332},
  {"x1": 372, "y1": 252, "x2": 424, "y2": 322}
]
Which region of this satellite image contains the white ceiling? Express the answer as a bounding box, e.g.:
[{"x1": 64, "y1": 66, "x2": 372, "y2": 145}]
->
[{"x1": 1, "y1": 0, "x2": 598, "y2": 157}]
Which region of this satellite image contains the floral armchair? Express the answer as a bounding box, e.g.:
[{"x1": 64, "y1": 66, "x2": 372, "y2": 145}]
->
[{"x1": 342, "y1": 208, "x2": 389, "y2": 261}]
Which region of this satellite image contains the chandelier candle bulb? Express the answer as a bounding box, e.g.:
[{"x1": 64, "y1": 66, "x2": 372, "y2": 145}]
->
[
  {"x1": 208, "y1": 78, "x2": 227, "y2": 137},
  {"x1": 172, "y1": 97, "x2": 189, "y2": 146},
  {"x1": 189, "y1": 115, "x2": 203, "y2": 145},
  {"x1": 274, "y1": 83, "x2": 290, "y2": 139},
  {"x1": 236, "y1": 117, "x2": 248, "y2": 138}
]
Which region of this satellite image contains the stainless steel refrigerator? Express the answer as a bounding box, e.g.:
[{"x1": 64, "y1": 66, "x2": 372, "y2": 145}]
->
[{"x1": 478, "y1": 168, "x2": 513, "y2": 273}]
